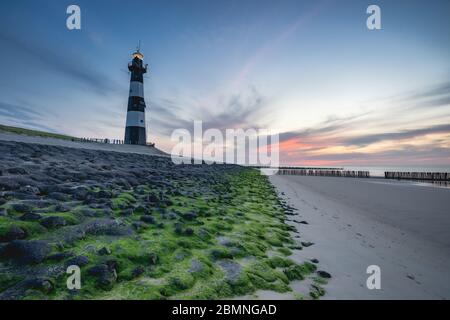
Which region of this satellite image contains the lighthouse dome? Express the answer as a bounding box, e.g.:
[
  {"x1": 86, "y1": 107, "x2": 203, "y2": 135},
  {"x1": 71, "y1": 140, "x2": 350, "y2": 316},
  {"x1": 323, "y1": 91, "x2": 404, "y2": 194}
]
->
[{"x1": 132, "y1": 51, "x2": 144, "y2": 60}]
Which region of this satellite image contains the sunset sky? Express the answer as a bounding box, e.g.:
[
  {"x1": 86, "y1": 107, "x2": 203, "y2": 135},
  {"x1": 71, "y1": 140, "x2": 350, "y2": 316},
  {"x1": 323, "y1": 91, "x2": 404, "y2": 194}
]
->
[{"x1": 0, "y1": 0, "x2": 449, "y2": 166}]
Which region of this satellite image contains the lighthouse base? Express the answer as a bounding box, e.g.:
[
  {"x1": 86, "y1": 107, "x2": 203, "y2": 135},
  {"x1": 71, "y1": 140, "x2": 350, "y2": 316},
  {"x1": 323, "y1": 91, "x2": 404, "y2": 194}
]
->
[{"x1": 125, "y1": 126, "x2": 146, "y2": 145}]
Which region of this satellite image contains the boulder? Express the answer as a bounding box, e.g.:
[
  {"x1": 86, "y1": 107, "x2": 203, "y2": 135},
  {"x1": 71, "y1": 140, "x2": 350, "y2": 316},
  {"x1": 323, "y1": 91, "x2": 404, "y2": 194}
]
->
[
  {"x1": 23, "y1": 278, "x2": 54, "y2": 294},
  {"x1": 10, "y1": 202, "x2": 33, "y2": 213},
  {"x1": 7, "y1": 167, "x2": 28, "y2": 175},
  {"x1": 40, "y1": 216, "x2": 67, "y2": 228},
  {"x1": 140, "y1": 215, "x2": 155, "y2": 224},
  {"x1": 217, "y1": 260, "x2": 242, "y2": 284},
  {"x1": 0, "y1": 225, "x2": 27, "y2": 242},
  {"x1": 98, "y1": 247, "x2": 111, "y2": 255},
  {"x1": 87, "y1": 264, "x2": 117, "y2": 289},
  {"x1": 317, "y1": 270, "x2": 332, "y2": 278},
  {"x1": 19, "y1": 212, "x2": 42, "y2": 221},
  {"x1": 1, "y1": 240, "x2": 51, "y2": 264},
  {"x1": 66, "y1": 255, "x2": 89, "y2": 267},
  {"x1": 48, "y1": 192, "x2": 70, "y2": 201},
  {"x1": 181, "y1": 212, "x2": 197, "y2": 221}
]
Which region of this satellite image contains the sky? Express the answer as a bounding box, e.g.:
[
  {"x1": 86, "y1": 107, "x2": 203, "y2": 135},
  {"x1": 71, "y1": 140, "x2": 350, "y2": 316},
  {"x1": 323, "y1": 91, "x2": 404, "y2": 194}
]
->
[{"x1": 0, "y1": 0, "x2": 449, "y2": 166}]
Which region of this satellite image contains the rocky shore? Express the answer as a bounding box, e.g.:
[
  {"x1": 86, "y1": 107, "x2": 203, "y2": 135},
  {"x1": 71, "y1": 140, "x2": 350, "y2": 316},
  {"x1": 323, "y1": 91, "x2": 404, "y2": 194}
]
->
[{"x1": 0, "y1": 140, "x2": 327, "y2": 299}]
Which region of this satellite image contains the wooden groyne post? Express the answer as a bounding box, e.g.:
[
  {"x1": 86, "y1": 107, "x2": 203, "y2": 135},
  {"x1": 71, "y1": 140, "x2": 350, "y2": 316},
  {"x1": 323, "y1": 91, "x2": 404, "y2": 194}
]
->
[
  {"x1": 385, "y1": 171, "x2": 449, "y2": 181},
  {"x1": 276, "y1": 168, "x2": 370, "y2": 178}
]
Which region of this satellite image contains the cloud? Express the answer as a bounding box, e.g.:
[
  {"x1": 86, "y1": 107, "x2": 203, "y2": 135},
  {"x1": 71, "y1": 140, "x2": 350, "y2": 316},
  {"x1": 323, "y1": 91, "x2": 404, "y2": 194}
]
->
[
  {"x1": 274, "y1": 107, "x2": 450, "y2": 166},
  {"x1": 405, "y1": 81, "x2": 450, "y2": 101},
  {"x1": 278, "y1": 111, "x2": 372, "y2": 143},
  {"x1": 0, "y1": 101, "x2": 43, "y2": 122},
  {"x1": 0, "y1": 101, "x2": 61, "y2": 133},
  {"x1": 148, "y1": 86, "x2": 269, "y2": 135},
  {"x1": 382, "y1": 80, "x2": 450, "y2": 110},
  {"x1": 282, "y1": 146, "x2": 450, "y2": 166},
  {"x1": 0, "y1": 30, "x2": 119, "y2": 95},
  {"x1": 344, "y1": 124, "x2": 450, "y2": 146}
]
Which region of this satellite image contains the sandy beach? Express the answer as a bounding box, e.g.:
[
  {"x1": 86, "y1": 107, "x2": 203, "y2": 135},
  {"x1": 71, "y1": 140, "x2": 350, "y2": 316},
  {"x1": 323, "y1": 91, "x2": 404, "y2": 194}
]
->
[{"x1": 269, "y1": 175, "x2": 450, "y2": 299}]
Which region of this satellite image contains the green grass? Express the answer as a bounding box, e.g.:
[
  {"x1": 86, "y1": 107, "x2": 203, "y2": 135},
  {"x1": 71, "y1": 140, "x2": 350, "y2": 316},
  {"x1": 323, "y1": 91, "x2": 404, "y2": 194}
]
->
[{"x1": 0, "y1": 124, "x2": 76, "y2": 141}]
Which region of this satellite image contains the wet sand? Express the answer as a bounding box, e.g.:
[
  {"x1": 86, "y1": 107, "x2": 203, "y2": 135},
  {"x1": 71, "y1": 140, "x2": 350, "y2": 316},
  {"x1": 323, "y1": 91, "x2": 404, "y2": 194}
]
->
[{"x1": 269, "y1": 175, "x2": 450, "y2": 299}]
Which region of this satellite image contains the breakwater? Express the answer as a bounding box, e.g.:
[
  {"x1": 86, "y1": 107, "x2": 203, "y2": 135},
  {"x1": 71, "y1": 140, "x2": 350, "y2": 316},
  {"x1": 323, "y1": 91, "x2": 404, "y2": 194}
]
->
[
  {"x1": 277, "y1": 168, "x2": 370, "y2": 178},
  {"x1": 385, "y1": 171, "x2": 450, "y2": 181}
]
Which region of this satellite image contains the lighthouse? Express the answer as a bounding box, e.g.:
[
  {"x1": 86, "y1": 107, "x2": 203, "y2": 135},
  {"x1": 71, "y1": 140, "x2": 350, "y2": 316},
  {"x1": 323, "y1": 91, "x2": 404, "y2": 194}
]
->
[{"x1": 124, "y1": 48, "x2": 148, "y2": 145}]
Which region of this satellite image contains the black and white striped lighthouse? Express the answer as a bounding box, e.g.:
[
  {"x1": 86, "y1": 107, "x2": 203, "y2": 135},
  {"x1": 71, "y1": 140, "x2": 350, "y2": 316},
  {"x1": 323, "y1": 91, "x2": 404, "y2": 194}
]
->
[{"x1": 124, "y1": 48, "x2": 148, "y2": 145}]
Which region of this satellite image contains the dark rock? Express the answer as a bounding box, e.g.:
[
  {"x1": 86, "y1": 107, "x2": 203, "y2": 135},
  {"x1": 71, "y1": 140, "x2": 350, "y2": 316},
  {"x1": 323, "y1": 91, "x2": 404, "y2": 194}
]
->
[
  {"x1": 197, "y1": 228, "x2": 211, "y2": 240},
  {"x1": 146, "y1": 193, "x2": 159, "y2": 203},
  {"x1": 131, "y1": 266, "x2": 145, "y2": 277},
  {"x1": 174, "y1": 250, "x2": 189, "y2": 261},
  {"x1": 19, "y1": 212, "x2": 42, "y2": 221},
  {"x1": 48, "y1": 192, "x2": 69, "y2": 201},
  {"x1": 164, "y1": 199, "x2": 174, "y2": 206},
  {"x1": 23, "y1": 278, "x2": 54, "y2": 294},
  {"x1": 310, "y1": 258, "x2": 319, "y2": 264},
  {"x1": 78, "y1": 208, "x2": 96, "y2": 217},
  {"x1": 184, "y1": 227, "x2": 194, "y2": 236},
  {"x1": 71, "y1": 187, "x2": 89, "y2": 200},
  {"x1": 0, "y1": 225, "x2": 27, "y2": 242},
  {"x1": 54, "y1": 203, "x2": 72, "y2": 212},
  {"x1": 40, "y1": 216, "x2": 67, "y2": 228},
  {"x1": 167, "y1": 212, "x2": 178, "y2": 220},
  {"x1": 132, "y1": 221, "x2": 147, "y2": 231},
  {"x1": 2, "y1": 191, "x2": 39, "y2": 200},
  {"x1": 19, "y1": 185, "x2": 40, "y2": 195},
  {"x1": 87, "y1": 264, "x2": 117, "y2": 289},
  {"x1": 189, "y1": 259, "x2": 204, "y2": 274},
  {"x1": 80, "y1": 218, "x2": 132, "y2": 236},
  {"x1": 174, "y1": 222, "x2": 183, "y2": 234},
  {"x1": 181, "y1": 212, "x2": 197, "y2": 221},
  {"x1": 133, "y1": 205, "x2": 147, "y2": 214},
  {"x1": 47, "y1": 252, "x2": 72, "y2": 262},
  {"x1": 0, "y1": 176, "x2": 37, "y2": 191},
  {"x1": 7, "y1": 167, "x2": 28, "y2": 175},
  {"x1": 406, "y1": 274, "x2": 415, "y2": 280},
  {"x1": 23, "y1": 199, "x2": 54, "y2": 208},
  {"x1": 217, "y1": 259, "x2": 242, "y2": 283},
  {"x1": 105, "y1": 259, "x2": 119, "y2": 270},
  {"x1": 0, "y1": 208, "x2": 7, "y2": 216},
  {"x1": 97, "y1": 190, "x2": 112, "y2": 199},
  {"x1": 140, "y1": 215, "x2": 155, "y2": 224},
  {"x1": 66, "y1": 255, "x2": 89, "y2": 267},
  {"x1": 121, "y1": 208, "x2": 133, "y2": 216},
  {"x1": 317, "y1": 270, "x2": 332, "y2": 278},
  {"x1": 98, "y1": 247, "x2": 111, "y2": 255},
  {"x1": 301, "y1": 241, "x2": 314, "y2": 247},
  {"x1": 1, "y1": 240, "x2": 51, "y2": 264},
  {"x1": 10, "y1": 203, "x2": 33, "y2": 213},
  {"x1": 148, "y1": 252, "x2": 158, "y2": 265}
]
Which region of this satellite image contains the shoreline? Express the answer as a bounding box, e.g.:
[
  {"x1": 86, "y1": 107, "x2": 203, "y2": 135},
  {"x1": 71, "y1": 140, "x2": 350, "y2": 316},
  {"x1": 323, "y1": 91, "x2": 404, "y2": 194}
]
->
[{"x1": 269, "y1": 175, "x2": 450, "y2": 299}]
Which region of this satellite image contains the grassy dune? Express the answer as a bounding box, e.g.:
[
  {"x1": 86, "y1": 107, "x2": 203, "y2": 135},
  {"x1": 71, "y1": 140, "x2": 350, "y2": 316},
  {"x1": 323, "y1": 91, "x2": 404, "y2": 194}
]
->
[{"x1": 0, "y1": 124, "x2": 76, "y2": 141}]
